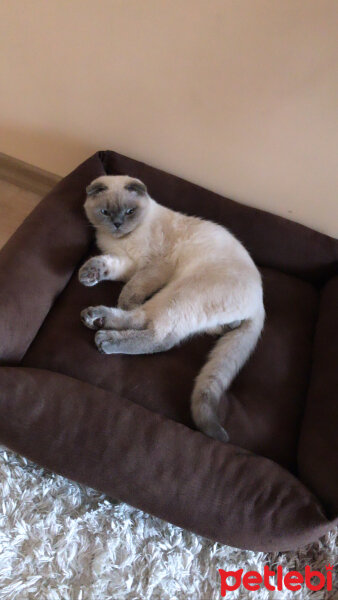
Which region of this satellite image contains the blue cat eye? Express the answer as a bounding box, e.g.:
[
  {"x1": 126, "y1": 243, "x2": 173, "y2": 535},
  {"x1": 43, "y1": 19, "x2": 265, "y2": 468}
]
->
[
  {"x1": 100, "y1": 209, "x2": 109, "y2": 216},
  {"x1": 126, "y1": 208, "x2": 135, "y2": 215}
]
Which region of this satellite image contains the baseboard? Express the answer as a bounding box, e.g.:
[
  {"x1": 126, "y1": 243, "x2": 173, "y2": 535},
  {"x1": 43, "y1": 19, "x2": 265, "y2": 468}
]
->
[{"x1": 0, "y1": 152, "x2": 61, "y2": 195}]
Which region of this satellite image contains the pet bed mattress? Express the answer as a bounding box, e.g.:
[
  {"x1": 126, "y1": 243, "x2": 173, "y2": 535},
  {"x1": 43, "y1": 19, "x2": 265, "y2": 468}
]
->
[{"x1": 0, "y1": 150, "x2": 337, "y2": 551}]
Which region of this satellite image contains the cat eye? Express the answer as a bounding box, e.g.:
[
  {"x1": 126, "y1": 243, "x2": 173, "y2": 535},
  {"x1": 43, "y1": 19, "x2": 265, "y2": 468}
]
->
[
  {"x1": 100, "y1": 209, "x2": 109, "y2": 216},
  {"x1": 126, "y1": 208, "x2": 135, "y2": 216}
]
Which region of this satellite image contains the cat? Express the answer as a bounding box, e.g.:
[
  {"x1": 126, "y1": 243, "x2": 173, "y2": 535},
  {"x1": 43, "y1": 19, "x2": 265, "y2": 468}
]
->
[{"x1": 79, "y1": 175, "x2": 265, "y2": 443}]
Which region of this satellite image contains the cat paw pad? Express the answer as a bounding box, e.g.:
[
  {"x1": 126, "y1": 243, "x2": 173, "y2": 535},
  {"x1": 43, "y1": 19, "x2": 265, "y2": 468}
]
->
[
  {"x1": 78, "y1": 258, "x2": 108, "y2": 286},
  {"x1": 81, "y1": 307, "x2": 107, "y2": 330}
]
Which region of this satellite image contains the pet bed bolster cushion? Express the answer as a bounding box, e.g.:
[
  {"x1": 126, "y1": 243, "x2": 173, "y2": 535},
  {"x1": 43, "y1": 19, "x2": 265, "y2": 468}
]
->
[{"x1": 0, "y1": 150, "x2": 337, "y2": 551}]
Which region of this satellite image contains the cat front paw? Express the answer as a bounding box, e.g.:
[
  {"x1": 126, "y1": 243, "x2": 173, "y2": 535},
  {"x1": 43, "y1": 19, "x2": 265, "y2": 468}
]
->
[
  {"x1": 78, "y1": 257, "x2": 109, "y2": 287},
  {"x1": 81, "y1": 306, "x2": 110, "y2": 330}
]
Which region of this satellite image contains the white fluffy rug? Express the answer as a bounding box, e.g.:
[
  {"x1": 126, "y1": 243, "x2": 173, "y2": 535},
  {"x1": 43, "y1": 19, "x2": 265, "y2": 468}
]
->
[{"x1": 0, "y1": 446, "x2": 336, "y2": 600}]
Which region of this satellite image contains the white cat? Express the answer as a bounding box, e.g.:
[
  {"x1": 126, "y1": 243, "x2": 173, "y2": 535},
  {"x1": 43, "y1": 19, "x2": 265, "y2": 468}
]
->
[{"x1": 79, "y1": 175, "x2": 265, "y2": 442}]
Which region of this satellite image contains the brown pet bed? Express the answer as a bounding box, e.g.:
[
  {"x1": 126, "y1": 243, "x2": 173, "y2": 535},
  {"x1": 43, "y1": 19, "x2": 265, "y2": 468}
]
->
[{"x1": 0, "y1": 150, "x2": 337, "y2": 551}]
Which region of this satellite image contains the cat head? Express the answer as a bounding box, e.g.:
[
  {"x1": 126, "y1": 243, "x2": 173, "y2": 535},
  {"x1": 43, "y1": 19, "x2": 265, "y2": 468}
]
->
[{"x1": 84, "y1": 175, "x2": 150, "y2": 237}]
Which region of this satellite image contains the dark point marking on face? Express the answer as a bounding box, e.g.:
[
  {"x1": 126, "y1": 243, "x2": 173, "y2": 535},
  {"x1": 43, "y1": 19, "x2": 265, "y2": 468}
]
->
[
  {"x1": 86, "y1": 182, "x2": 108, "y2": 196},
  {"x1": 124, "y1": 180, "x2": 147, "y2": 195}
]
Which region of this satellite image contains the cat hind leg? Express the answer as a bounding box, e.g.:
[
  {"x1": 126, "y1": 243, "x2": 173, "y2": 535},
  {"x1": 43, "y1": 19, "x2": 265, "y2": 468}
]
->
[{"x1": 94, "y1": 328, "x2": 177, "y2": 354}]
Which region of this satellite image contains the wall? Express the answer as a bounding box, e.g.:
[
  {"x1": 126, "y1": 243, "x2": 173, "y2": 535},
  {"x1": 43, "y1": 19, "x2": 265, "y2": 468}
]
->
[{"x1": 0, "y1": 0, "x2": 337, "y2": 236}]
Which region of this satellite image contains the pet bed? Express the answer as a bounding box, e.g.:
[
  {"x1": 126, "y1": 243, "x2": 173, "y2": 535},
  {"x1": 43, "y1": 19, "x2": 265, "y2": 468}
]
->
[{"x1": 0, "y1": 150, "x2": 337, "y2": 551}]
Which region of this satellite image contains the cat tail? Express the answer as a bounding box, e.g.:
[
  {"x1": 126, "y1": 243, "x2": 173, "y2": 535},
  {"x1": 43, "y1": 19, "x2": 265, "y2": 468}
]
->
[{"x1": 191, "y1": 305, "x2": 265, "y2": 443}]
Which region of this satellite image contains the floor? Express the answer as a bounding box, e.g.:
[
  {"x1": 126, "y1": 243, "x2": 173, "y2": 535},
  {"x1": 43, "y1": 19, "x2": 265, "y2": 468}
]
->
[{"x1": 0, "y1": 179, "x2": 43, "y2": 249}]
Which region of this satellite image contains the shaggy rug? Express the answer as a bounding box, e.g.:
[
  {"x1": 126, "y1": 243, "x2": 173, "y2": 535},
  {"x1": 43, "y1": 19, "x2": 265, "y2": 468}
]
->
[{"x1": 0, "y1": 446, "x2": 336, "y2": 600}]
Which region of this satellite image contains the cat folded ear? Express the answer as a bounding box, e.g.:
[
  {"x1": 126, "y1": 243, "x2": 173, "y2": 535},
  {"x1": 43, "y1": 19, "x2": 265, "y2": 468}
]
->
[
  {"x1": 124, "y1": 180, "x2": 147, "y2": 195},
  {"x1": 86, "y1": 181, "x2": 108, "y2": 196}
]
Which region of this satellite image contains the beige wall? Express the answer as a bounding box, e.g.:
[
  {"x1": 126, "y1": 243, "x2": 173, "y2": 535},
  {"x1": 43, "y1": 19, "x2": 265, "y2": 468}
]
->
[{"x1": 0, "y1": 0, "x2": 337, "y2": 236}]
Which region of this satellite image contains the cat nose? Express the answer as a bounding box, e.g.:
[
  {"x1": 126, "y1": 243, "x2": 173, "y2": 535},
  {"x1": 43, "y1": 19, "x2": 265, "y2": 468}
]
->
[{"x1": 114, "y1": 221, "x2": 122, "y2": 229}]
